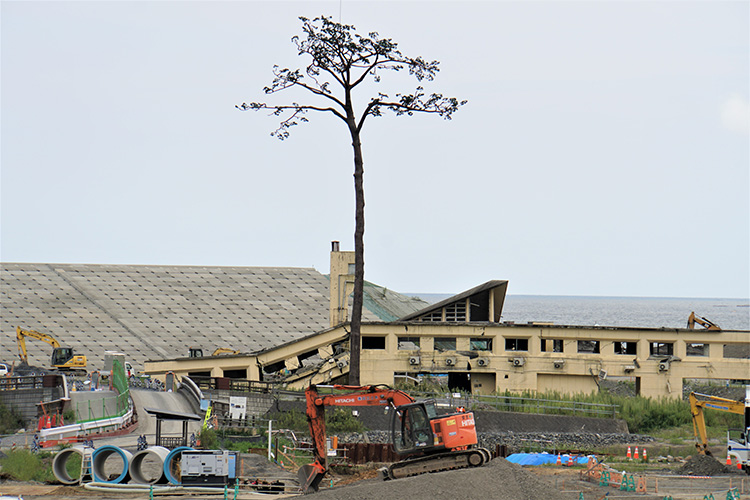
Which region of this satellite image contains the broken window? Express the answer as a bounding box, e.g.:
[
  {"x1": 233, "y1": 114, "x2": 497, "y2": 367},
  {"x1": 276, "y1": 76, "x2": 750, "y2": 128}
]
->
[
  {"x1": 505, "y1": 338, "x2": 529, "y2": 351},
  {"x1": 686, "y1": 343, "x2": 708, "y2": 356},
  {"x1": 541, "y1": 339, "x2": 563, "y2": 353},
  {"x1": 723, "y1": 344, "x2": 749, "y2": 359},
  {"x1": 398, "y1": 337, "x2": 420, "y2": 350},
  {"x1": 470, "y1": 338, "x2": 493, "y2": 352},
  {"x1": 434, "y1": 337, "x2": 457, "y2": 352},
  {"x1": 419, "y1": 310, "x2": 443, "y2": 322},
  {"x1": 614, "y1": 341, "x2": 637, "y2": 355},
  {"x1": 650, "y1": 342, "x2": 673, "y2": 356},
  {"x1": 362, "y1": 336, "x2": 386, "y2": 350},
  {"x1": 445, "y1": 302, "x2": 466, "y2": 322},
  {"x1": 577, "y1": 340, "x2": 600, "y2": 354}
]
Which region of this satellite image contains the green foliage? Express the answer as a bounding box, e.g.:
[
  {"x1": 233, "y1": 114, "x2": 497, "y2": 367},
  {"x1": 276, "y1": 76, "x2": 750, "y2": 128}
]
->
[
  {"x1": 269, "y1": 408, "x2": 366, "y2": 435},
  {"x1": 0, "y1": 402, "x2": 24, "y2": 434},
  {"x1": 62, "y1": 409, "x2": 76, "y2": 424},
  {"x1": 0, "y1": 450, "x2": 55, "y2": 482},
  {"x1": 198, "y1": 428, "x2": 219, "y2": 450}
]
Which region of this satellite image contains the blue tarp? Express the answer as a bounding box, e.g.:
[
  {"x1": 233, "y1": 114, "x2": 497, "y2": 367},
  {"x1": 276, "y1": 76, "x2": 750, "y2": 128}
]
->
[{"x1": 506, "y1": 452, "x2": 593, "y2": 466}]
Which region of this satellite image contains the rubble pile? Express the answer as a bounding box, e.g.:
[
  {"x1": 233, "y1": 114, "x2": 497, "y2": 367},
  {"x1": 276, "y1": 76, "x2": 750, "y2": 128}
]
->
[
  {"x1": 310, "y1": 458, "x2": 578, "y2": 500},
  {"x1": 674, "y1": 454, "x2": 730, "y2": 476}
]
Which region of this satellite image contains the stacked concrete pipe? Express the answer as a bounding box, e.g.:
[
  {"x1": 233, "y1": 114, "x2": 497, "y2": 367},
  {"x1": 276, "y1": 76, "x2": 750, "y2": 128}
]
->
[
  {"x1": 129, "y1": 446, "x2": 170, "y2": 484},
  {"x1": 52, "y1": 445, "x2": 94, "y2": 485},
  {"x1": 91, "y1": 445, "x2": 133, "y2": 484}
]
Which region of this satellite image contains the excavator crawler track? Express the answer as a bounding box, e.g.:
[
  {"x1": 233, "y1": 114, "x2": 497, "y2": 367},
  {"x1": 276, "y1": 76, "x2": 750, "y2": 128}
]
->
[{"x1": 387, "y1": 447, "x2": 491, "y2": 480}]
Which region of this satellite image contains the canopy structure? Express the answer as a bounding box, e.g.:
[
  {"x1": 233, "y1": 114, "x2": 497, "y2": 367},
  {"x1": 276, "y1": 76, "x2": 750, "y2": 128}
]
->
[{"x1": 143, "y1": 407, "x2": 202, "y2": 448}]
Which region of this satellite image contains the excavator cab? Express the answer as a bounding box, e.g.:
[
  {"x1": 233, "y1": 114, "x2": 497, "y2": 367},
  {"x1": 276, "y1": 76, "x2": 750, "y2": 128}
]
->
[
  {"x1": 51, "y1": 347, "x2": 74, "y2": 367},
  {"x1": 391, "y1": 401, "x2": 439, "y2": 455}
]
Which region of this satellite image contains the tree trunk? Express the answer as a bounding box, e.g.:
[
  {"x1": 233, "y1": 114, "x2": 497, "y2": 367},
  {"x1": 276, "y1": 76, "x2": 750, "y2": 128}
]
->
[{"x1": 349, "y1": 125, "x2": 364, "y2": 386}]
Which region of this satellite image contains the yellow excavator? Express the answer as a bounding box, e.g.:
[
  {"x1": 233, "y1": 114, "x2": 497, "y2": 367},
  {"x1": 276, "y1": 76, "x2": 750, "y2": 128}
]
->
[
  {"x1": 16, "y1": 326, "x2": 87, "y2": 374},
  {"x1": 689, "y1": 391, "x2": 749, "y2": 472},
  {"x1": 687, "y1": 312, "x2": 721, "y2": 331},
  {"x1": 188, "y1": 347, "x2": 240, "y2": 357}
]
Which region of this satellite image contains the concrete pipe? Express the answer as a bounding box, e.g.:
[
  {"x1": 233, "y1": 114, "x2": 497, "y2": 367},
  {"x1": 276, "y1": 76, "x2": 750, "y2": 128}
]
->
[
  {"x1": 91, "y1": 445, "x2": 133, "y2": 484},
  {"x1": 129, "y1": 446, "x2": 170, "y2": 484},
  {"x1": 52, "y1": 445, "x2": 93, "y2": 485},
  {"x1": 163, "y1": 446, "x2": 193, "y2": 485}
]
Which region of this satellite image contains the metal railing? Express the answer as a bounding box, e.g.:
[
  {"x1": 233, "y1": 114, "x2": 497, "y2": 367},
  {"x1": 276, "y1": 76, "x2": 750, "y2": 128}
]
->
[
  {"x1": 407, "y1": 391, "x2": 619, "y2": 418},
  {"x1": 189, "y1": 376, "x2": 274, "y2": 393}
]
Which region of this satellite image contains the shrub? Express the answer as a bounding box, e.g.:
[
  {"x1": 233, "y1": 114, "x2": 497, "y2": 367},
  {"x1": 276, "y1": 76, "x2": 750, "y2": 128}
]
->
[
  {"x1": 0, "y1": 450, "x2": 55, "y2": 483},
  {"x1": 0, "y1": 403, "x2": 24, "y2": 434},
  {"x1": 198, "y1": 428, "x2": 219, "y2": 450}
]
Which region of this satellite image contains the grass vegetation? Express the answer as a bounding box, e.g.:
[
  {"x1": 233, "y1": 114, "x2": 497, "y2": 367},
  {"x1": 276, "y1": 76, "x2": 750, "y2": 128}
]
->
[
  {"x1": 0, "y1": 402, "x2": 24, "y2": 434},
  {"x1": 0, "y1": 449, "x2": 56, "y2": 483}
]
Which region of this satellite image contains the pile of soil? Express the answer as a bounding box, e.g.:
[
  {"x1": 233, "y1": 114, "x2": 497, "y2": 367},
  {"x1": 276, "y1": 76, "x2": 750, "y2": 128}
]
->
[
  {"x1": 673, "y1": 454, "x2": 729, "y2": 476},
  {"x1": 310, "y1": 458, "x2": 578, "y2": 500}
]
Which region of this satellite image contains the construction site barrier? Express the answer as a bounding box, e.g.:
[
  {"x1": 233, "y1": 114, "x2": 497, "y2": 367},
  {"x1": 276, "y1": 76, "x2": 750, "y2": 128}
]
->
[
  {"x1": 92, "y1": 445, "x2": 133, "y2": 484},
  {"x1": 129, "y1": 446, "x2": 170, "y2": 485},
  {"x1": 163, "y1": 446, "x2": 194, "y2": 485},
  {"x1": 52, "y1": 445, "x2": 93, "y2": 485}
]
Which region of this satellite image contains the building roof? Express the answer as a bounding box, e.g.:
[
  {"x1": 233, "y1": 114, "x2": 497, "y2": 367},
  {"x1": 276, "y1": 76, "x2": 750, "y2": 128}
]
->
[
  {"x1": 1, "y1": 263, "x2": 424, "y2": 371},
  {"x1": 398, "y1": 280, "x2": 508, "y2": 322}
]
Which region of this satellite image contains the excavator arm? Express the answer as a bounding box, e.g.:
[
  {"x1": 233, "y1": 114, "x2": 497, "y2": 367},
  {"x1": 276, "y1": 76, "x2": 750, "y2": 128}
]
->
[
  {"x1": 687, "y1": 312, "x2": 721, "y2": 331},
  {"x1": 16, "y1": 326, "x2": 60, "y2": 364},
  {"x1": 689, "y1": 392, "x2": 745, "y2": 455},
  {"x1": 299, "y1": 384, "x2": 415, "y2": 493}
]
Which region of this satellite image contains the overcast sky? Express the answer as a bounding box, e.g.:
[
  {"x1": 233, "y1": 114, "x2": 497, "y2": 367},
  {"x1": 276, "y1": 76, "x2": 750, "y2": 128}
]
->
[{"x1": 2, "y1": 1, "x2": 748, "y2": 299}]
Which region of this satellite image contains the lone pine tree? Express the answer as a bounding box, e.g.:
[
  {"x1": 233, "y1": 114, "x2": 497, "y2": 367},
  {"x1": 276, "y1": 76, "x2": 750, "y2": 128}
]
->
[{"x1": 238, "y1": 16, "x2": 465, "y2": 384}]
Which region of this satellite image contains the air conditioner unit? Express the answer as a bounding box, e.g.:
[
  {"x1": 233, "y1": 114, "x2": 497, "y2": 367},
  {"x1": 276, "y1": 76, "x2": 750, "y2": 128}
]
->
[
  {"x1": 336, "y1": 359, "x2": 348, "y2": 369},
  {"x1": 445, "y1": 357, "x2": 457, "y2": 367},
  {"x1": 511, "y1": 357, "x2": 525, "y2": 367},
  {"x1": 553, "y1": 360, "x2": 565, "y2": 369},
  {"x1": 598, "y1": 369, "x2": 608, "y2": 380},
  {"x1": 624, "y1": 365, "x2": 636, "y2": 373},
  {"x1": 409, "y1": 356, "x2": 420, "y2": 366},
  {"x1": 477, "y1": 358, "x2": 490, "y2": 367},
  {"x1": 658, "y1": 361, "x2": 670, "y2": 372}
]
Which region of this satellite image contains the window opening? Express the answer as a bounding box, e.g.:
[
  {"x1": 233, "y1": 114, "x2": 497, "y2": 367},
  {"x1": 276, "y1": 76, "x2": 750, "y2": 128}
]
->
[
  {"x1": 398, "y1": 337, "x2": 421, "y2": 350},
  {"x1": 434, "y1": 337, "x2": 456, "y2": 352},
  {"x1": 577, "y1": 340, "x2": 600, "y2": 354},
  {"x1": 505, "y1": 338, "x2": 529, "y2": 351},
  {"x1": 470, "y1": 338, "x2": 492, "y2": 352}
]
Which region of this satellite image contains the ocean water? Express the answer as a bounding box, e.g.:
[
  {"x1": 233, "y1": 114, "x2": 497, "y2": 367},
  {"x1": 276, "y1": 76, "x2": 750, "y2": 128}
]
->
[{"x1": 500, "y1": 296, "x2": 750, "y2": 331}]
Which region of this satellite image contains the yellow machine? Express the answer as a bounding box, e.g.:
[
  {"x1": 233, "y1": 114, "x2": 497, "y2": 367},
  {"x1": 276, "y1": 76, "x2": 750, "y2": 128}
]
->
[
  {"x1": 16, "y1": 326, "x2": 87, "y2": 373},
  {"x1": 689, "y1": 391, "x2": 749, "y2": 471},
  {"x1": 188, "y1": 347, "x2": 240, "y2": 357},
  {"x1": 687, "y1": 312, "x2": 721, "y2": 331}
]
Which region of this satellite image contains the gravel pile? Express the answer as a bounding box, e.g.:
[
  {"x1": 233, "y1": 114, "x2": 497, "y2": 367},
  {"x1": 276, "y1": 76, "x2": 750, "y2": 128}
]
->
[
  {"x1": 673, "y1": 454, "x2": 730, "y2": 476},
  {"x1": 337, "y1": 430, "x2": 654, "y2": 453},
  {"x1": 310, "y1": 458, "x2": 578, "y2": 500}
]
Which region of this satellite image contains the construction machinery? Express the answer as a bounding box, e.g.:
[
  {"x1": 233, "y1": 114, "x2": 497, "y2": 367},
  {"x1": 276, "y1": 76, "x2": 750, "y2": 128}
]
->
[
  {"x1": 687, "y1": 312, "x2": 721, "y2": 331},
  {"x1": 689, "y1": 390, "x2": 749, "y2": 472},
  {"x1": 298, "y1": 384, "x2": 491, "y2": 493},
  {"x1": 188, "y1": 347, "x2": 240, "y2": 358},
  {"x1": 15, "y1": 326, "x2": 87, "y2": 374}
]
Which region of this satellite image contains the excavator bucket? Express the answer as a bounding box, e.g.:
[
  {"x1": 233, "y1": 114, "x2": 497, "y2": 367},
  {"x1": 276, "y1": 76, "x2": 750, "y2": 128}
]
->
[{"x1": 297, "y1": 464, "x2": 325, "y2": 494}]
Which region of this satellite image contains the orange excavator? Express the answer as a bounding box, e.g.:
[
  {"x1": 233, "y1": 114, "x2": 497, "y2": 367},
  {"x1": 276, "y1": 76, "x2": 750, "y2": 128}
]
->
[{"x1": 298, "y1": 384, "x2": 490, "y2": 493}]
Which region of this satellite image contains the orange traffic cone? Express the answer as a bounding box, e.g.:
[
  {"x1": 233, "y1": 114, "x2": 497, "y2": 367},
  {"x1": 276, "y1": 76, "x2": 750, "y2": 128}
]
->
[
  {"x1": 627, "y1": 446, "x2": 632, "y2": 459},
  {"x1": 738, "y1": 459, "x2": 743, "y2": 471},
  {"x1": 556, "y1": 454, "x2": 561, "y2": 465},
  {"x1": 568, "y1": 454, "x2": 574, "y2": 466},
  {"x1": 634, "y1": 447, "x2": 639, "y2": 460},
  {"x1": 727, "y1": 454, "x2": 732, "y2": 466},
  {"x1": 643, "y1": 448, "x2": 647, "y2": 461}
]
